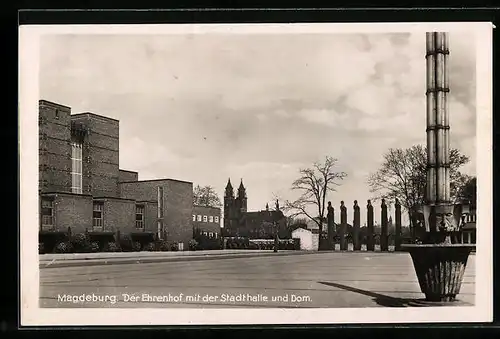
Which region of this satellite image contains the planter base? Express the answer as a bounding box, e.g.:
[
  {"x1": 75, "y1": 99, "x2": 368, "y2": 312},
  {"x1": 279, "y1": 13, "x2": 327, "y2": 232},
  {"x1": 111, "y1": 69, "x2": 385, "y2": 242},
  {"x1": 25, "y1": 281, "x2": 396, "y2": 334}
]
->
[{"x1": 402, "y1": 244, "x2": 475, "y2": 303}]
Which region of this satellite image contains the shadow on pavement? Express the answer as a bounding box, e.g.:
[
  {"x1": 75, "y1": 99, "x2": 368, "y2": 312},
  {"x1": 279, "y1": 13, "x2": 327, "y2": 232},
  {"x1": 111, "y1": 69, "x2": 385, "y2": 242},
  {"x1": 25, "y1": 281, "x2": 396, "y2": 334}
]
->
[{"x1": 318, "y1": 281, "x2": 412, "y2": 307}]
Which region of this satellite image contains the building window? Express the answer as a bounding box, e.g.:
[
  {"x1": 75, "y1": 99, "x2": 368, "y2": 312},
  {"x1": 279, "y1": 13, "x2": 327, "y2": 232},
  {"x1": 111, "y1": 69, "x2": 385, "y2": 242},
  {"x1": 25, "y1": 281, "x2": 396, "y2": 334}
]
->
[
  {"x1": 71, "y1": 141, "x2": 83, "y2": 194},
  {"x1": 208, "y1": 232, "x2": 213, "y2": 238},
  {"x1": 55, "y1": 109, "x2": 59, "y2": 119},
  {"x1": 209, "y1": 216, "x2": 214, "y2": 223},
  {"x1": 41, "y1": 198, "x2": 54, "y2": 229},
  {"x1": 92, "y1": 201, "x2": 103, "y2": 228},
  {"x1": 203, "y1": 215, "x2": 208, "y2": 222},
  {"x1": 136, "y1": 205, "x2": 145, "y2": 229},
  {"x1": 214, "y1": 216, "x2": 219, "y2": 223},
  {"x1": 193, "y1": 214, "x2": 196, "y2": 221},
  {"x1": 214, "y1": 233, "x2": 218, "y2": 239},
  {"x1": 197, "y1": 215, "x2": 202, "y2": 222}
]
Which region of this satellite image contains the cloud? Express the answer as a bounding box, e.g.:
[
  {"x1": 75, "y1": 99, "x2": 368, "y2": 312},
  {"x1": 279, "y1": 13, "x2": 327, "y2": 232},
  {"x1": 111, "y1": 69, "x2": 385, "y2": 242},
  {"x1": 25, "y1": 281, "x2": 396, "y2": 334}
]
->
[{"x1": 39, "y1": 31, "x2": 477, "y2": 216}]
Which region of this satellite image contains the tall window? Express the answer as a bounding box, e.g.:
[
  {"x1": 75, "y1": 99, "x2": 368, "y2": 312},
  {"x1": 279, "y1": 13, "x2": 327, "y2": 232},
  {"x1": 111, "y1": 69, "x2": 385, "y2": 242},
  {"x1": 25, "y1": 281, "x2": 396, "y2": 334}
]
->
[
  {"x1": 71, "y1": 141, "x2": 83, "y2": 194},
  {"x1": 92, "y1": 201, "x2": 103, "y2": 228},
  {"x1": 203, "y1": 215, "x2": 208, "y2": 222},
  {"x1": 209, "y1": 216, "x2": 214, "y2": 223},
  {"x1": 197, "y1": 215, "x2": 202, "y2": 222},
  {"x1": 136, "y1": 205, "x2": 145, "y2": 229},
  {"x1": 193, "y1": 214, "x2": 196, "y2": 221},
  {"x1": 41, "y1": 198, "x2": 54, "y2": 229},
  {"x1": 215, "y1": 216, "x2": 219, "y2": 223}
]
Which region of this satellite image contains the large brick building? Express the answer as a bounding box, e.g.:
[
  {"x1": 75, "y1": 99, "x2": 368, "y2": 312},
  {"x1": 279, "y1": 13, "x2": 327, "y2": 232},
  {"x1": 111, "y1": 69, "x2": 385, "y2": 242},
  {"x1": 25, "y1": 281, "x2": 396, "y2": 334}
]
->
[
  {"x1": 222, "y1": 179, "x2": 288, "y2": 238},
  {"x1": 38, "y1": 100, "x2": 194, "y2": 249}
]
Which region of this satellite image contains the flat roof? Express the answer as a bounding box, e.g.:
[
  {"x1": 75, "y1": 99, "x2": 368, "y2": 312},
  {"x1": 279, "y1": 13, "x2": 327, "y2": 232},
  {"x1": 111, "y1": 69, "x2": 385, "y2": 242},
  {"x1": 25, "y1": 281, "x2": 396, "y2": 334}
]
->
[
  {"x1": 136, "y1": 200, "x2": 158, "y2": 204},
  {"x1": 93, "y1": 196, "x2": 136, "y2": 202},
  {"x1": 193, "y1": 205, "x2": 221, "y2": 209},
  {"x1": 39, "y1": 99, "x2": 71, "y2": 109},
  {"x1": 71, "y1": 112, "x2": 119, "y2": 123},
  {"x1": 119, "y1": 169, "x2": 139, "y2": 173},
  {"x1": 119, "y1": 178, "x2": 193, "y2": 185},
  {"x1": 40, "y1": 191, "x2": 93, "y2": 198}
]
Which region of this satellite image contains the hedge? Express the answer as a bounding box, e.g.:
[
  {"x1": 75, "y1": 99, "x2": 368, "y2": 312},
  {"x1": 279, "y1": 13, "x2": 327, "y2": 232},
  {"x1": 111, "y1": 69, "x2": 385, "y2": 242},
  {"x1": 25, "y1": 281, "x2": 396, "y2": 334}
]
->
[{"x1": 41, "y1": 232, "x2": 299, "y2": 254}]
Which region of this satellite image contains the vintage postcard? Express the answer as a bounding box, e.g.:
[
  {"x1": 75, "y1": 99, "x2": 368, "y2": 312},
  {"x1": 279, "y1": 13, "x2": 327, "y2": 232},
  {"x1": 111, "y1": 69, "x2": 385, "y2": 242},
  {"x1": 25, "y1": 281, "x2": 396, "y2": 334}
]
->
[{"x1": 19, "y1": 22, "x2": 493, "y2": 326}]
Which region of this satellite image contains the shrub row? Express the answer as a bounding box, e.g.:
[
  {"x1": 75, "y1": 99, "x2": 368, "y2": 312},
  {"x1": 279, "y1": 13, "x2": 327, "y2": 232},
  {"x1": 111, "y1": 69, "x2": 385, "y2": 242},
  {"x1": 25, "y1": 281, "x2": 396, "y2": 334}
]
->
[
  {"x1": 39, "y1": 232, "x2": 186, "y2": 254},
  {"x1": 225, "y1": 238, "x2": 299, "y2": 250},
  {"x1": 39, "y1": 234, "x2": 301, "y2": 254}
]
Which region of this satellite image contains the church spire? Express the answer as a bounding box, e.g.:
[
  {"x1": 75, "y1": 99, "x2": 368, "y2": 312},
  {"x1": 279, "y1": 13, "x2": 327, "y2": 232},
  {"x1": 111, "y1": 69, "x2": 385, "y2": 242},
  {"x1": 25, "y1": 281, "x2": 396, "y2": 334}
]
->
[
  {"x1": 225, "y1": 178, "x2": 234, "y2": 197},
  {"x1": 238, "y1": 178, "x2": 246, "y2": 198}
]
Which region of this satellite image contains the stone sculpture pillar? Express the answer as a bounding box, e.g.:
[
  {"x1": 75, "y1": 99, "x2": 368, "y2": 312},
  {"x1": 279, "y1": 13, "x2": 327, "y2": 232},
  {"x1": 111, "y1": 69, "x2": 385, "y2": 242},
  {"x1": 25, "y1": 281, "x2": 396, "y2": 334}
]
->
[
  {"x1": 340, "y1": 201, "x2": 347, "y2": 251},
  {"x1": 380, "y1": 199, "x2": 388, "y2": 251},
  {"x1": 353, "y1": 200, "x2": 361, "y2": 251},
  {"x1": 327, "y1": 201, "x2": 335, "y2": 250},
  {"x1": 395, "y1": 199, "x2": 402, "y2": 251},
  {"x1": 367, "y1": 200, "x2": 374, "y2": 251}
]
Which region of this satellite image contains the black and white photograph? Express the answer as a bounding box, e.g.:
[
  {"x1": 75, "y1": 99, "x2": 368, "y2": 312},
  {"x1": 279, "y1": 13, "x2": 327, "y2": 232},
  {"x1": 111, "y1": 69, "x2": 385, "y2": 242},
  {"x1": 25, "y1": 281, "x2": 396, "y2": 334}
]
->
[{"x1": 19, "y1": 22, "x2": 493, "y2": 325}]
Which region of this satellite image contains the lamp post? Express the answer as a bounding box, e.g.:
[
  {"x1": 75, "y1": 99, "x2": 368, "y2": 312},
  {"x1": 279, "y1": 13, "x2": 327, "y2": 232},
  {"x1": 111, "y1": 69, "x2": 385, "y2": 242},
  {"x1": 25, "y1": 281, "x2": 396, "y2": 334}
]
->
[
  {"x1": 401, "y1": 32, "x2": 475, "y2": 305},
  {"x1": 273, "y1": 220, "x2": 279, "y2": 253},
  {"x1": 273, "y1": 199, "x2": 281, "y2": 253}
]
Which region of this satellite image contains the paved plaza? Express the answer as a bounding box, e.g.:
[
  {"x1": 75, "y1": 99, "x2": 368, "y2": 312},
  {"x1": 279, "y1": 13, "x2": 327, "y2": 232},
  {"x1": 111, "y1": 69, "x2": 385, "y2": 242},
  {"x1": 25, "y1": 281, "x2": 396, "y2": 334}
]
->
[{"x1": 40, "y1": 251, "x2": 476, "y2": 308}]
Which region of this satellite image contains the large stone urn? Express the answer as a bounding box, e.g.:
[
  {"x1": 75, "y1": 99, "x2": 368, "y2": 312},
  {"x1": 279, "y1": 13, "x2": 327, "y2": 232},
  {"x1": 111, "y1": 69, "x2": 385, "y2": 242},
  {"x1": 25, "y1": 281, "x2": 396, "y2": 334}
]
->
[{"x1": 402, "y1": 203, "x2": 475, "y2": 304}]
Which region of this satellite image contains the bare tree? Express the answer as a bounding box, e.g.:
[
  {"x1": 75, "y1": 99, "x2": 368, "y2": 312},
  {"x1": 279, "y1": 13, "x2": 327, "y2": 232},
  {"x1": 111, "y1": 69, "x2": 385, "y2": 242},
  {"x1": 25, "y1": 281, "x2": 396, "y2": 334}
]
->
[
  {"x1": 193, "y1": 185, "x2": 222, "y2": 208},
  {"x1": 367, "y1": 145, "x2": 470, "y2": 231},
  {"x1": 279, "y1": 156, "x2": 348, "y2": 238}
]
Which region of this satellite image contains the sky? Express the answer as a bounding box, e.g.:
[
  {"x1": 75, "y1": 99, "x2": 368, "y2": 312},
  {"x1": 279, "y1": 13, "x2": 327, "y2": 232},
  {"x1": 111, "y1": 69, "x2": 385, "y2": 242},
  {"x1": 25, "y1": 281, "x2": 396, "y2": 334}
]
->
[{"x1": 39, "y1": 31, "x2": 477, "y2": 225}]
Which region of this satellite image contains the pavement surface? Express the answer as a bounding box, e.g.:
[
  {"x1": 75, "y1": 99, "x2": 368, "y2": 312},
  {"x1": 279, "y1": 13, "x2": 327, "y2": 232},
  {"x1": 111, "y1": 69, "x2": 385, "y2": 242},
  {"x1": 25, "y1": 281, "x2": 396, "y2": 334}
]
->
[
  {"x1": 39, "y1": 250, "x2": 311, "y2": 268},
  {"x1": 41, "y1": 249, "x2": 279, "y2": 261},
  {"x1": 39, "y1": 251, "x2": 476, "y2": 308}
]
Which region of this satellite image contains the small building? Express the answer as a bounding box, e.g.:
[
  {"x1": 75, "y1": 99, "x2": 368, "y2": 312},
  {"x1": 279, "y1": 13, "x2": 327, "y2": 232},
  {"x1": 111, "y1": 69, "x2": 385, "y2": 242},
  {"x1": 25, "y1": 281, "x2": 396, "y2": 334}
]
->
[
  {"x1": 192, "y1": 205, "x2": 221, "y2": 239},
  {"x1": 291, "y1": 227, "x2": 314, "y2": 251},
  {"x1": 39, "y1": 100, "x2": 193, "y2": 250},
  {"x1": 304, "y1": 220, "x2": 322, "y2": 250},
  {"x1": 461, "y1": 206, "x2": 477, "y2": 244}
]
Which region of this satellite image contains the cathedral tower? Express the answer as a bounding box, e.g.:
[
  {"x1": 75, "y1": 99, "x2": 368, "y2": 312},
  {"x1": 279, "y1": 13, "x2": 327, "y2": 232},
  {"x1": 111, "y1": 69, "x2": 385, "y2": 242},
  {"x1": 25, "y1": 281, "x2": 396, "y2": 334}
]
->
[
  {"x1": 237, "y1": 179, "x2": 248, "y2": 214},
  {"x1": 224, "y1": 178, "x2": 234, "y2": 229}
]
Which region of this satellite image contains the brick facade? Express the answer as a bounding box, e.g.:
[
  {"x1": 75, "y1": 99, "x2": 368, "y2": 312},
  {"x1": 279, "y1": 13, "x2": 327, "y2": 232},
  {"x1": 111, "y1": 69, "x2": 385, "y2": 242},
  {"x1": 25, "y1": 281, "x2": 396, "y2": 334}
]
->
[
  {"x1": 97, "y1": 197, "x2": 136, "y2": 233},
  {"x1": 71, "y1": 113, "x2": 120, "y2": 197},
  {"x1": 40, "y1": 192, "x2": 93, "y2": 233},
  {"x1": 39, "y1": 101, "x2": 72, "y2": 193},
  {"x1": 119, "y1": 170, "x2": 139, "y2": 183},
  {"x1": 141, "y1": 200, "x2": 159, "y2": 234},
  {"x1": 119, "y1": 179, "x2": 193, "y2": 246},
  {"x1": 39, "y1": 99, "x2": 195, "y2": 248}
]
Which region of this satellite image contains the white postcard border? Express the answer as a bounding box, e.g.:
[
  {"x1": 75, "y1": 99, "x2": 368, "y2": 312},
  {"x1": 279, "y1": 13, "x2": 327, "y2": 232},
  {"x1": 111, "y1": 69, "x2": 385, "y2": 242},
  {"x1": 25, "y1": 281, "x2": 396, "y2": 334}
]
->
[{"x1": 20, "y1": 22, "x2": 493, "y2": 326}]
